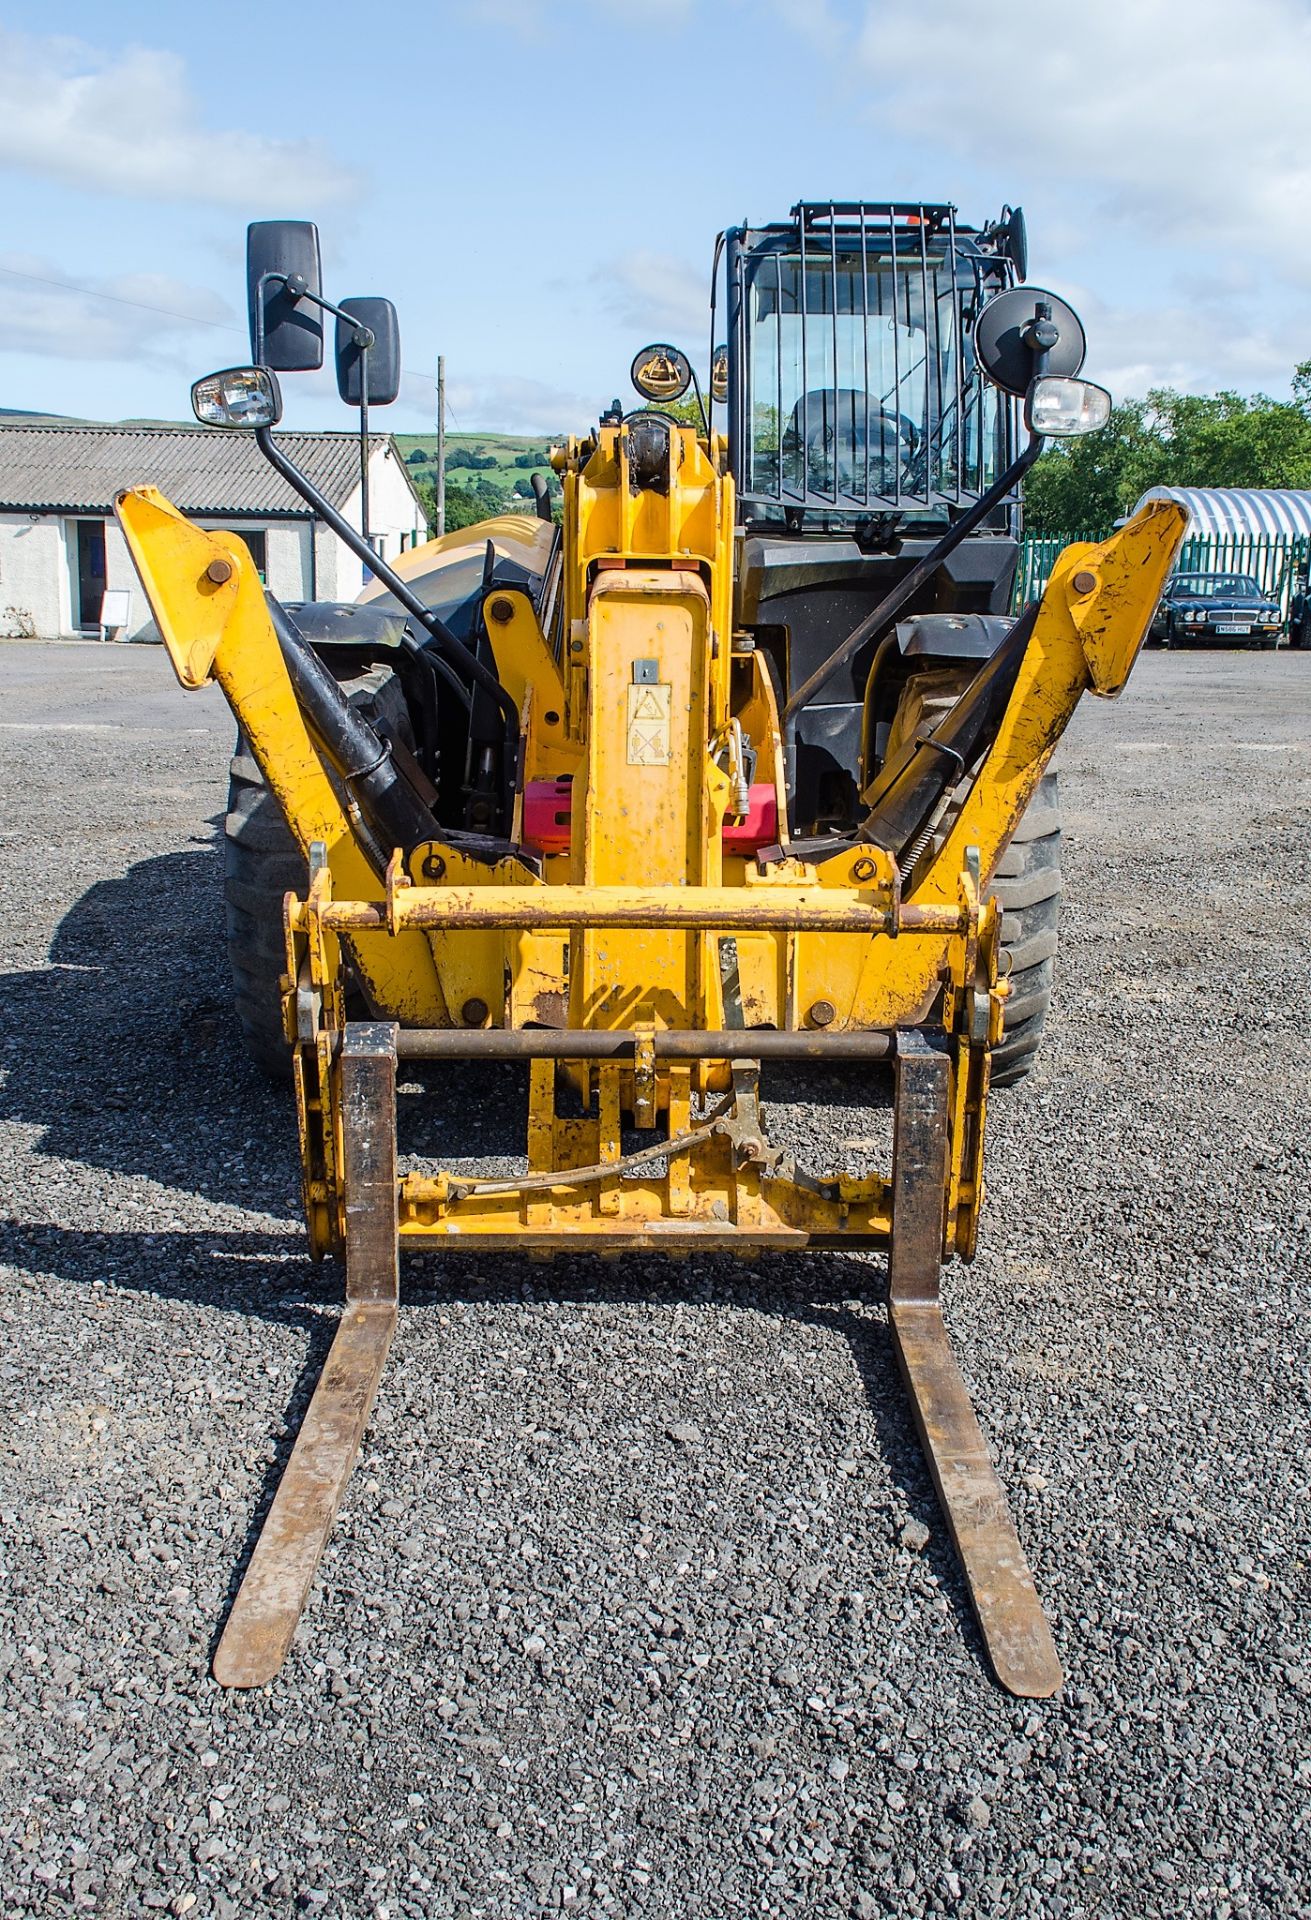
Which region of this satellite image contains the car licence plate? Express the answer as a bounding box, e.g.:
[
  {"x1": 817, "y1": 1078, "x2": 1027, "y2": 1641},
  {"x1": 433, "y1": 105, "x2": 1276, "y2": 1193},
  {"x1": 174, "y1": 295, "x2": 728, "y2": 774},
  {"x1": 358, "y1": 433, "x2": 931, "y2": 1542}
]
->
[{"x1": 1216, "y1": 623, "x2": 1251, "y2": 633}]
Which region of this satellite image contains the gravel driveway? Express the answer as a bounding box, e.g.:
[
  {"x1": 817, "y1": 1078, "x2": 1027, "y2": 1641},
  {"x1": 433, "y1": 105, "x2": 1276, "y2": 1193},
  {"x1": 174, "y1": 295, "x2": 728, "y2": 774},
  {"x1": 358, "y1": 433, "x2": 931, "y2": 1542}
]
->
[{"x1": 1, "y1": 639, "x2": 1308, "y2": 1919}]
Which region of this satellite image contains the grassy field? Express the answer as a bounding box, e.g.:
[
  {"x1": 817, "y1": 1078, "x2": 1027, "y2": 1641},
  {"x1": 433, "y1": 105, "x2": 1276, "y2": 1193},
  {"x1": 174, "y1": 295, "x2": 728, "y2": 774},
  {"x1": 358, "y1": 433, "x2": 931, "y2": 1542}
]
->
[{"x1": 394, "y1": 430, "x2": 555, "y2": 505}]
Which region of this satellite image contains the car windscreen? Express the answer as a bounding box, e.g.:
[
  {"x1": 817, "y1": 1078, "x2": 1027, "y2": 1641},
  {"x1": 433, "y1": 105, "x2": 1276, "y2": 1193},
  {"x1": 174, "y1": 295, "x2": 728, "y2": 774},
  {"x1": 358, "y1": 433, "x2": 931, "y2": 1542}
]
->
[{"x1": 1172, "y1": 575, "x2": 1263, "y2": 599}]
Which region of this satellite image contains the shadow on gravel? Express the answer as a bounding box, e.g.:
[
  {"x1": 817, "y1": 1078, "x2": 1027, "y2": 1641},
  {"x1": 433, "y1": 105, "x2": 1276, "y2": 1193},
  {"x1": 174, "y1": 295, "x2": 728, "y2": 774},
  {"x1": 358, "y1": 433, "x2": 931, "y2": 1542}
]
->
[
  {"x1": 0, "y1": 1228, "x2": 982, "y2": 1681},
  {"x1": 0, "y1": 833, "x2": 303, "y2": 1217},
  {"x1": 1, "y1": 841, "x2": 982, "y2": 1673}
]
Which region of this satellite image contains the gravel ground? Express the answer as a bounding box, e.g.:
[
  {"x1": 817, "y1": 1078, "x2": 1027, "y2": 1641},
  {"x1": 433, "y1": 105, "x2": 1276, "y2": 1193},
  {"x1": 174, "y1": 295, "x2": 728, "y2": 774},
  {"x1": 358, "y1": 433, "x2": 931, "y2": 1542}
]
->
[{"x1": 0, "y1": 638, "x2": 1308, "y2": 1920}]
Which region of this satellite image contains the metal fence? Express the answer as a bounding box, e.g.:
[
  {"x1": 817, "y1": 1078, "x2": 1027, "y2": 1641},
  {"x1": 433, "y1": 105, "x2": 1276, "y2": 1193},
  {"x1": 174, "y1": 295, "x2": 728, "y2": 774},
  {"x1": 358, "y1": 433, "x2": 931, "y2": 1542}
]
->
[
  {"x1": 1017, "y1": 528, "x2": 1311, "y2": 619},
  {"x1": 1014, "y1": 531, "x2": 1104, "y2": 608}
]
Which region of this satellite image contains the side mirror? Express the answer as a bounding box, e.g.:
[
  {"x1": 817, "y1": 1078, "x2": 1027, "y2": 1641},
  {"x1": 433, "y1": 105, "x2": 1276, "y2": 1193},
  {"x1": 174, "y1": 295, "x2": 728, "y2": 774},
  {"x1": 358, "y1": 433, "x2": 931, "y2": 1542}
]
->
[
  {"x1": 710, "y1": 344, "x2": 728, "y2": 405},
  {"x1": 335, "y1": 297, "x2": 401, "y2": 407},
  {"x1": 973, "y1": 285, "x2": 1085, "y2": 397},
  {"x1": 192, "y1": 366, "x2": 283, "y2": 430},
  {"x1": 1025, "y1": 375, "x2": 1111, "y2": 437},
  {"x1": 998, "y1": 205, "x2": 1028, "y2": 282},
  {"x1": 246, "y1": 220, "x2": 324, "y2": 371},
  {"x1": 631, "y1": 342, "x2": 692, "y2": 403}
]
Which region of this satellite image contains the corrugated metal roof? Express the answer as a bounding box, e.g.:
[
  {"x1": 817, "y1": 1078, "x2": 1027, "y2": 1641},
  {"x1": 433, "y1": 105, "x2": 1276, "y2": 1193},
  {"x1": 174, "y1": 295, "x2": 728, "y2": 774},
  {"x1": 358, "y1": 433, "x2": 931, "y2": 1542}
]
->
[
  {"x1": 1134, "y1": 485, "x2": 1311, "y2": 540},
  {"x1": 0, "y1": 423, "x2": 407, "y2": 516}
]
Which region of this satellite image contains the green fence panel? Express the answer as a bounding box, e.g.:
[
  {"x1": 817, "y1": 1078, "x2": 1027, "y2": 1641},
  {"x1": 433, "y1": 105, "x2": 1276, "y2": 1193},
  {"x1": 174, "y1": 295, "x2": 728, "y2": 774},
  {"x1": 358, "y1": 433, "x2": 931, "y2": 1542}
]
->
[{"x1": 1016, "y1": 528, "x2": 1311, "y2": 619}]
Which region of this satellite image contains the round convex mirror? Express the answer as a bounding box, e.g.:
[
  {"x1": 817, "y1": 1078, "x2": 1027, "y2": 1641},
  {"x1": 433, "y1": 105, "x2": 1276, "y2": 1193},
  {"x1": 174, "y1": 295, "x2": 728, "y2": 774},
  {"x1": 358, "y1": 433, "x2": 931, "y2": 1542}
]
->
[
  {"x1": 710, "y1": 344, "x2": 728, "y2": 404},
  {"x1": 631, "y1": 343, "x2": 693, "y2": 403},
  {"x1": 973, "y1": 286, "x2": 1086, "y2": 397}
]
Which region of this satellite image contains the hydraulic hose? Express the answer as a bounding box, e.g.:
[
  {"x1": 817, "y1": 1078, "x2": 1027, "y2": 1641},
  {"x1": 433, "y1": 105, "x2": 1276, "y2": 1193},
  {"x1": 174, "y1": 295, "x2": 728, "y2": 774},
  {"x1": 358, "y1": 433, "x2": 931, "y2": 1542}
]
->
[
  {"x1": 860, "y1": 600, "x2": 1040, "y2": 873},
  {"x1": 265, "y1": 594, "x2": 440, "y2": 854},
  {"x1": 254, "y1": 425, "x2": 520, "y2": 824}
]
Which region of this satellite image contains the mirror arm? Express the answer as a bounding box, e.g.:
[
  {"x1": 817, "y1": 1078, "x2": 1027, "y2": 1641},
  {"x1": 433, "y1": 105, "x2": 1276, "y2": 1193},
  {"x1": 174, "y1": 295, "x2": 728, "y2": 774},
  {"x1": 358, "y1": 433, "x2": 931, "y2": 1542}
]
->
[
  {"x1": 686, "y1": 364, "x2": 709, "y2": 438},
  {"x1": 253, "y1": 424, "x2": 521, "y2": 826},
  {"x1": 359, "y1": 342, "x2": 370, "y2": 551},
  {"x1": 781, "y1": 428, "x2": 1045, "y2": 731},
  {"x1": 258, "y1": 271, "x2": 375, "y2": 350},
  {"x1": 257, "y1": 276, "x2": 381, "y2": 542}
]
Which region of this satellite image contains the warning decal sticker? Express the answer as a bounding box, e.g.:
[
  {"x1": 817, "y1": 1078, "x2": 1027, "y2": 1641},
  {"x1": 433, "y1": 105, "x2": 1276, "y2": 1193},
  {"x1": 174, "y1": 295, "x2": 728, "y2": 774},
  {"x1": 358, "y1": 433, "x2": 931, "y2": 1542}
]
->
[{"x1": 626, "y1": 681, "x2": 672, "y2": 766}]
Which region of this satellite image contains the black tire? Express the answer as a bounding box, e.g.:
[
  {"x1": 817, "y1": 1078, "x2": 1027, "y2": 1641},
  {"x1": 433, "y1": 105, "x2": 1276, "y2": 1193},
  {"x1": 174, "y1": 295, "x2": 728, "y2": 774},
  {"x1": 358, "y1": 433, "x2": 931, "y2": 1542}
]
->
[
  {"x1": 224, "y1": 741, "x2": 304, "y2": 1079},
  {"x1": 989, "y1": 770, "x2": 1062, "y2": 1087}
]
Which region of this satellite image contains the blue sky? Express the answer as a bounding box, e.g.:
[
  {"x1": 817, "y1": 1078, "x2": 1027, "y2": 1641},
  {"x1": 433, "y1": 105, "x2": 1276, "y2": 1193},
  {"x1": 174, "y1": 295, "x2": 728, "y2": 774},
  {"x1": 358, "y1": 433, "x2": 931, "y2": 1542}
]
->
[{"x1": 3, "y1": 0, "x2": 1310, "y2": 434}]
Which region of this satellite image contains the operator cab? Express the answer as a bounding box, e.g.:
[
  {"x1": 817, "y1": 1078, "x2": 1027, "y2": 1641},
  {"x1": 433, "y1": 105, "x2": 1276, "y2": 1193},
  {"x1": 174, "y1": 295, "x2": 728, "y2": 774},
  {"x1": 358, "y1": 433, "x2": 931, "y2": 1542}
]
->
[
  {"x1": 720, "y1": 202, "x2": 1027, "y2": 833},
  {"x1": 726, "y1": 202, "x2": 1019, "y2": 534}
]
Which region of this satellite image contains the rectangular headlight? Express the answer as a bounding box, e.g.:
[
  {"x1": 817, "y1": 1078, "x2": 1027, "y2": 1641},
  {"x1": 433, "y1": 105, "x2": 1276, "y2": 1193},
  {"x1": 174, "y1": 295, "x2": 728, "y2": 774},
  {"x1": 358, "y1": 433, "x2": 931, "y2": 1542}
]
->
[
  {"x1": 1026, "y1": 375, "x2": 1113, "y2": 437},
  {"x1": 191, "y1": 365, "x2": 283, "y2": 430}
]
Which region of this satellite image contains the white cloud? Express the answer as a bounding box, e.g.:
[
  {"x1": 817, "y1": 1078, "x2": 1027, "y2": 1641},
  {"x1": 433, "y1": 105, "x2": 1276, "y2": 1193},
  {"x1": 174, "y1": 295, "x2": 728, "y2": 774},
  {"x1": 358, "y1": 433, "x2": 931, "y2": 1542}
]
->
[
  {"x1": 596, "y1": 250, "x2": 710, "y2": 342},
  {"x1": 1043, "y1": 277, "x2": 1299, "y2": 400},
  {"x1": 0, "y1": 31, "x2": 361, "y2": 209},
  {"x1": 849, "y1": 0, "x2": 1311, "y2": 278},
  {"x1": 0, "y1": 255, "x2": 238, "y2": 364},
  {"x1": 445, "y1": 372, "x2": 601, "y2": 436}
]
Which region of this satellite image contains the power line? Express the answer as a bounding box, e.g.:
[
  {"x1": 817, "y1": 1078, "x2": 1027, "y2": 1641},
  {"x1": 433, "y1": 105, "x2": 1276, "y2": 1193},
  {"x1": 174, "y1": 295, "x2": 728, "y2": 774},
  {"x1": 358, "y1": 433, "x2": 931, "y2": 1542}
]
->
[
  {"x1": 0, "y1": 262, "x2": 244, "y2": 333},
  {"x1": 0, "y1": 258, "x2": 448, "y2": 406}
]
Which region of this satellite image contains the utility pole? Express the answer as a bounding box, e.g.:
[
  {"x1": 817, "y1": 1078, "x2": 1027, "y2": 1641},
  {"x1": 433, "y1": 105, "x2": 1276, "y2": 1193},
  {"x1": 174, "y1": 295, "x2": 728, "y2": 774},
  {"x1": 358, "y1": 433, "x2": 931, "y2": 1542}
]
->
[{"x1": 436, "y1": 354, "x2": 446, "y2": 538}]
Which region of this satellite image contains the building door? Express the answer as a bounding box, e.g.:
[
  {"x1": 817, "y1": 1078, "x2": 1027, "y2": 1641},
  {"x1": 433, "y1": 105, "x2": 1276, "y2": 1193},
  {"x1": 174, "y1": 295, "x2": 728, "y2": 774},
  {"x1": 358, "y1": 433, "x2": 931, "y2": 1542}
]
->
[{"x1": 75, "y1": 519, "x2": 106, "y2": 628}]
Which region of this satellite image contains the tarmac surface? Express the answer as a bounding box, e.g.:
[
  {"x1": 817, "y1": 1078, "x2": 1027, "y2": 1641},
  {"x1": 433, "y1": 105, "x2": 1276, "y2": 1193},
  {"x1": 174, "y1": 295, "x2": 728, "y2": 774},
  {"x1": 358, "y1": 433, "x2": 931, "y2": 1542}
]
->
[{"x1": 0, "y1": 637, "x2": 1308, "y2": 1918}]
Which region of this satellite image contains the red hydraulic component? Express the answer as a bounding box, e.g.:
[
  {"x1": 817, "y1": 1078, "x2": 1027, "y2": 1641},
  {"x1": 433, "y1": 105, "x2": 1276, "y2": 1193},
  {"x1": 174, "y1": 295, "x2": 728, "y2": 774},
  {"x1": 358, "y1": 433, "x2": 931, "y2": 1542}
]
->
[
  {"x1": 521, "y1": 778, "x2": 574, "y2": 855},
  {"x1": 521, "y1": 779, "x2": 778, "y2": 856},
  {"x1": 721, "y1": 783, "x2": 778, "y2": 850}
]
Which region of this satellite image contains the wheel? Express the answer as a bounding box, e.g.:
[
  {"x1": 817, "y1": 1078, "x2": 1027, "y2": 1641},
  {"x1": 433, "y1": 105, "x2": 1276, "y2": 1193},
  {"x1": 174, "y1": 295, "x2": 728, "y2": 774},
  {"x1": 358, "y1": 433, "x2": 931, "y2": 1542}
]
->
[
  {"x1": 224, "y1": 740, "x2": 304, "y2": 1079},
  {"x1": 988, "y1": 770, "x2": 1062, "y2": 1087}
]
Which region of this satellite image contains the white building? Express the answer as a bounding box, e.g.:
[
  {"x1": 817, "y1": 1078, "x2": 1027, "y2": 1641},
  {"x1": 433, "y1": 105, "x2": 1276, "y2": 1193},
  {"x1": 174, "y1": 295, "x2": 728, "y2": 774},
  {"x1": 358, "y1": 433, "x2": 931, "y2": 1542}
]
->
[{"x1": 0, "y1": 423, "x2": 428, "y2": 641}]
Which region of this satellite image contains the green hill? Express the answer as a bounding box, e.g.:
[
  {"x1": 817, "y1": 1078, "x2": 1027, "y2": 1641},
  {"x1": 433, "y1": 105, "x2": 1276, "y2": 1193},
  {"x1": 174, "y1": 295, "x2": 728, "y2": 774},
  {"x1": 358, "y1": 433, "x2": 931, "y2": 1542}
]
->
[{"x1": 395, "y1": 430, "x2": 562, "y2": 529}]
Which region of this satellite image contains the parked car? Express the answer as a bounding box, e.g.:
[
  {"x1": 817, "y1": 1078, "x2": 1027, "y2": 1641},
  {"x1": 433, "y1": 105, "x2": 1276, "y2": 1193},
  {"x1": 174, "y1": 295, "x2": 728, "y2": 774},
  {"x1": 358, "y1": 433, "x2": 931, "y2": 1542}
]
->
[{"x1": 1152, "y1": 572, "x2": 1283, "y2": 648}]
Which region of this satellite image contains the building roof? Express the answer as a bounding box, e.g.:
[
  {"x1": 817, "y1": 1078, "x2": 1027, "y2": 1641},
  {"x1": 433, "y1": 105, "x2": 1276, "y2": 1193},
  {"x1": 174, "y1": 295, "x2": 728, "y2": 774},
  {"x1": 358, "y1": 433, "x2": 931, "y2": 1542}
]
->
[
  {"x1": 0, "y1": 423, "x2": 412, "y2": 517},
  {"x1": 1135, "y1": 485, "x2": 1311, "y2": 541}
]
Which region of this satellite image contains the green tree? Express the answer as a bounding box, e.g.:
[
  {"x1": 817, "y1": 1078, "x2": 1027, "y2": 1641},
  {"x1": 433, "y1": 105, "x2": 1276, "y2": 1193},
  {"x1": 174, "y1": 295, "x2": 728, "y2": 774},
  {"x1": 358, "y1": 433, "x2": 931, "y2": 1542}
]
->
[
  {"x1": 1023, "y1": 398, "x2": 1152, "y2": 533},
  {"x1": 648, "y1": 394, "x2": 706, "y2": 429},
  {"x1": 445, "y1": 449, "x2": 498, "y2": 471},
  {"x1": 1024, "y1": 375, "x2": 1311, "y2": 533},
  {"x1": 414, "y1": 472, "x2": 519, "y2": 534}
]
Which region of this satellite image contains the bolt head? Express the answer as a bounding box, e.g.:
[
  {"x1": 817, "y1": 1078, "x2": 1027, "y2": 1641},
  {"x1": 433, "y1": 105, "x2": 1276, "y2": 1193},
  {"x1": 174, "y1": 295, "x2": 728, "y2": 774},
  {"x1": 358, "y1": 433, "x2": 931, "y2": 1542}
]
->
[
  {"x1": 205, "y1": 557, "x2": 233, "y2": 585},
  {"x1": 461, "y1": 997, "x2": 489, "y2": 1027},
  {"x1": 488, "y1": 596, "x2": 514, "y2": 625},
  {"x1": 1071, "y1": 569, "x2": 1097, "y2": 595},
  {"x1": 808, "y1": 999, "x2": 837, "y2": 1028}
]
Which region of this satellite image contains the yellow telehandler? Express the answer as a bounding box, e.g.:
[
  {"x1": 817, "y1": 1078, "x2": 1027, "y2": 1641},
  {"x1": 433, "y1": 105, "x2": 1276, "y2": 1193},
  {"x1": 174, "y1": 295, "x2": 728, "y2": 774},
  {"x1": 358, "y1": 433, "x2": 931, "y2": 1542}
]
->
[{"x1": 116, "y1": 204, "x2": 1184, "y2": 1697}]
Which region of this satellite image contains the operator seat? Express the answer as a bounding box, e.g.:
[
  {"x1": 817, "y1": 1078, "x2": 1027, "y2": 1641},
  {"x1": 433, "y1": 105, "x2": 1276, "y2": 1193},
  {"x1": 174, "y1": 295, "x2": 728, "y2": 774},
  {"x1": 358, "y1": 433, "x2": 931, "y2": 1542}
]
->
[{"x1": 782, "y1": 387, "x2": 915, "y2": 496}]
